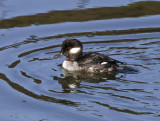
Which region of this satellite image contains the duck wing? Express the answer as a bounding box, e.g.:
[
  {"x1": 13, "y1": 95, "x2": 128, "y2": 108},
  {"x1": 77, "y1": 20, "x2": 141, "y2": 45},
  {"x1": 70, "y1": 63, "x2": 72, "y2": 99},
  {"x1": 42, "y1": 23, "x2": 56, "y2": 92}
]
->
[{"x1": 78, "y1": 52, "x2": 126, "y2": 66}]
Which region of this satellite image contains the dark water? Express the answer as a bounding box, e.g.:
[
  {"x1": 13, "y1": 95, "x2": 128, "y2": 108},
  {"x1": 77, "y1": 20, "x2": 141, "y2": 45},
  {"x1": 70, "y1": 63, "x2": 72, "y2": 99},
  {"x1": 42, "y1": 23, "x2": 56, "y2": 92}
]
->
[{"x1": 0, "y1": 0, "x2": 160, "y2": 121}]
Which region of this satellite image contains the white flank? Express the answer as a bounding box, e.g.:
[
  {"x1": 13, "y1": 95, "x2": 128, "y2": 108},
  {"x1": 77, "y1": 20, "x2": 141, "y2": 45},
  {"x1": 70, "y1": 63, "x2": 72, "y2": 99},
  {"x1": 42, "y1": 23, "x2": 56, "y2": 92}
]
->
[
  {"x1": 101, "y1": 62, "x2": 108, "y2": 65},
  {"x1": 70, "y1": 47, "x2": 81, "y2": 54}
]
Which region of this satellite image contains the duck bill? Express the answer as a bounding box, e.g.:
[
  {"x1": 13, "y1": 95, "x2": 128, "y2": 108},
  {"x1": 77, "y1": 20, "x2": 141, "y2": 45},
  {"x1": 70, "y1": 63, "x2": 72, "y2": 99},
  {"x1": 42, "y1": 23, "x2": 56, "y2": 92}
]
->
[{"x1": 54, "y1": 52, "x2": 63, "y2": 59}]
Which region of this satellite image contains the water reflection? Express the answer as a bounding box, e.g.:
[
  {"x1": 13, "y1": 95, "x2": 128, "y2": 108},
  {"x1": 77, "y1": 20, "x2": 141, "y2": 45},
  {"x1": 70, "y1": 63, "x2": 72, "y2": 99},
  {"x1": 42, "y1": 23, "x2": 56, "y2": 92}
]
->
[
  {"x1": 1, "y1": 1, "x2": 160, "y2": 29},
  {"x1": 55, "y1": 69, "x2": 118, "y2": 92},
  {"x1": 78, "y1": 0, "x2": 89, "y2": 8},
  {"x1": 0, "y1": 72, "x2": 78, "y2": 106},
  {"x1": 1, "y1": 0, "x2": 160, "y2": 120},
  {"x1": 93, "y1": 101, "x2": 153, "y2": 115}
]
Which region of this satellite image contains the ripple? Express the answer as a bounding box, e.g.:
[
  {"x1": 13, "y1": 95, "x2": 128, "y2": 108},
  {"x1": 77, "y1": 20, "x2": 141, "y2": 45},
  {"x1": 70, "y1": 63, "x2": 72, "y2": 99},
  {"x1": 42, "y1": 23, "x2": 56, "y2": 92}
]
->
[{"x1": 1, "y1": 2, "x2": 160, "y2": 120}]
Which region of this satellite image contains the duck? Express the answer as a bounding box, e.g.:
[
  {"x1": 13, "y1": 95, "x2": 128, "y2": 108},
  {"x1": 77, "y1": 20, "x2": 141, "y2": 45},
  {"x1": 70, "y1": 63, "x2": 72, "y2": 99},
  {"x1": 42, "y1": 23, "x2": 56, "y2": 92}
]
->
[{"x1": 60, "y1": 39, "x2": 136, "y2": 73}]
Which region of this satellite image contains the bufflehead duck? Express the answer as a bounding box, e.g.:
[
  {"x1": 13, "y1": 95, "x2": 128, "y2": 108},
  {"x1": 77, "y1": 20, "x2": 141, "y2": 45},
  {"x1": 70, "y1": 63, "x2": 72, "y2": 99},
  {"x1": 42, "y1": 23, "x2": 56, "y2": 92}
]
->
[{"x1": 61, "y1": 39, "x2": 130, "y2": 73}]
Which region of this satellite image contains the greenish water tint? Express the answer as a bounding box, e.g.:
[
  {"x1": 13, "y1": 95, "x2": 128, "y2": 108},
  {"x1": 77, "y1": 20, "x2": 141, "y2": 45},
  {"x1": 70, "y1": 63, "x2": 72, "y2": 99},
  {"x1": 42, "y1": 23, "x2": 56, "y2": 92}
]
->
[{"x1": 0, "y1": 0, "x2": 160, "y2": 121}]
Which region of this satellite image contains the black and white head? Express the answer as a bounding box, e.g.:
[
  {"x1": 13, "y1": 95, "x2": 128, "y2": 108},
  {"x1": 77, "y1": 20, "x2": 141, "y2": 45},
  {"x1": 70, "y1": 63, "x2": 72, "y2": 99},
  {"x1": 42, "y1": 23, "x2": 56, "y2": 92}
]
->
[{"x1": 61, "y1": 39, "x2": 83, "y2": 61}]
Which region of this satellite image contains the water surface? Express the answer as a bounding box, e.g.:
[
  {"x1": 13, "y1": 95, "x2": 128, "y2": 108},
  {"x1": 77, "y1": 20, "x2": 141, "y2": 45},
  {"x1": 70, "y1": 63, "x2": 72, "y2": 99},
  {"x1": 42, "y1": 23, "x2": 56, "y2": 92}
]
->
[{"x1": 0, "y1": 0, "x2": 160, "y2": 121}]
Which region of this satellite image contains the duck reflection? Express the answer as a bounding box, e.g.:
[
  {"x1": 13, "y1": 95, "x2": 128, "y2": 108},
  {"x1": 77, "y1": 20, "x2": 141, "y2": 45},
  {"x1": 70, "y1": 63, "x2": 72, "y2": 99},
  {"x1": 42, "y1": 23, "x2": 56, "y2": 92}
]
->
[{"x1": 54, "y1": 69, "x2": 118, "y2": 91}]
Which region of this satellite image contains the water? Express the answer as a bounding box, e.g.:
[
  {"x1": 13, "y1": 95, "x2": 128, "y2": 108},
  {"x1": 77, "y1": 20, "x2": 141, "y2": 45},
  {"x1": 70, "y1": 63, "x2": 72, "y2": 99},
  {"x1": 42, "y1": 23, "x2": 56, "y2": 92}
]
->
[{"x1": 0, "y1": 0, "x2": 160, "y2": 121}]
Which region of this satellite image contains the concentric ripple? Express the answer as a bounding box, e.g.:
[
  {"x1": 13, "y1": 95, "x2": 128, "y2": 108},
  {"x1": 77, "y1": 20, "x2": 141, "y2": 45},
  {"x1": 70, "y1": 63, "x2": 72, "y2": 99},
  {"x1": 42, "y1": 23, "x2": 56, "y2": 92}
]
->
[{"x1": 0, "y1": 1, "x2": 160, "y2": 121}]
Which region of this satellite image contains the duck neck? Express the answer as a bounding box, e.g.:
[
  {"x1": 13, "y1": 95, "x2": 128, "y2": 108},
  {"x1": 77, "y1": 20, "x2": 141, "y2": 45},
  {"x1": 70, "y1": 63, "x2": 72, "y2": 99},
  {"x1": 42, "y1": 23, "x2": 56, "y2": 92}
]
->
[{"x1": 67, "y1": 52, "x2": 83, "y2": 61}]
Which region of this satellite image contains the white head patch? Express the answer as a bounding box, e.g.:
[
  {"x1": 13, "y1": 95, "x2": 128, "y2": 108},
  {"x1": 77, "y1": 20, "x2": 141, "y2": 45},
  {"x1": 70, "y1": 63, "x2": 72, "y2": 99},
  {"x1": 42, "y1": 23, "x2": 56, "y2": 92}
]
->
[
  {"x1": 101, "y1": 62, "x2": 108, "y2": 65},
  {"x1": 70, "y1": 47, "x2": 81, "y2": 54}
]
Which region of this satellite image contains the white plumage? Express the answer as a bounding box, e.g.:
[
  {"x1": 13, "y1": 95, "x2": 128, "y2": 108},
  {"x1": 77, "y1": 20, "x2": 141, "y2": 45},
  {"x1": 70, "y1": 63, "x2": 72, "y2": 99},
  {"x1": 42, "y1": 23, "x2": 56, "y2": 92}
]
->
[{"x1": 70, "y1": 47, "x2": 81, "y2": 54}]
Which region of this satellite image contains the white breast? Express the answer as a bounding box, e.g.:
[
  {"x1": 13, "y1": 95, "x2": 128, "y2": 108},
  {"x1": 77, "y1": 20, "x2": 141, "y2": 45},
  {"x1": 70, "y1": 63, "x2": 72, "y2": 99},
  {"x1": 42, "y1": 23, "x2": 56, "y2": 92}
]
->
[{"x1": 62, "y1": 60, "x2": 79, "y2": 71}]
